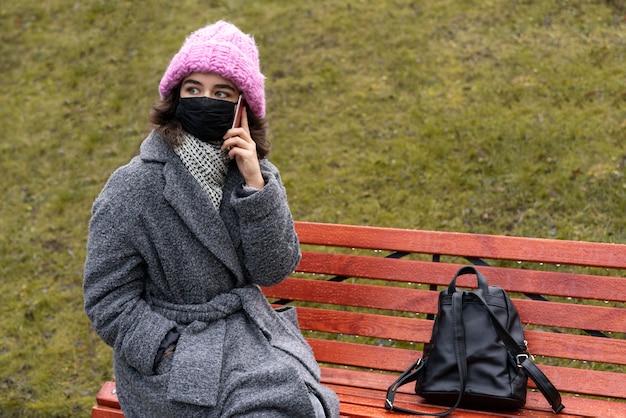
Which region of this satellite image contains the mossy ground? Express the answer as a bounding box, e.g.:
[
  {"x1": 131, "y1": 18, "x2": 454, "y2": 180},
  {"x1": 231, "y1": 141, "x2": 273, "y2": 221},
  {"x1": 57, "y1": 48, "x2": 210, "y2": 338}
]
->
[{"x1": 1, "y1": 0, "x2": 625, "y2": 415}]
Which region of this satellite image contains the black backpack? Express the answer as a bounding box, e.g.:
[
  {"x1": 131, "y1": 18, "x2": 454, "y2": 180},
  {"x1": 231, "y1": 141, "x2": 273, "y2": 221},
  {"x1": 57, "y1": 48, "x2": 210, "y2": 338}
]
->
[{"x1": 385, "y1": 266, "x2": 565, "y2": 415}]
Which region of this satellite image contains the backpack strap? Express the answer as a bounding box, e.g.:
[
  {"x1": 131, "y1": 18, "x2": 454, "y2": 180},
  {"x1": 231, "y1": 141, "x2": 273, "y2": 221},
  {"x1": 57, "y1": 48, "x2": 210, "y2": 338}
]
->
[
  {"x1": 385, "y1": 293, "x2": 468, "y2": 416},
  {"x1": 468, "y1": 292, "x2": 565, "y2": 414}
]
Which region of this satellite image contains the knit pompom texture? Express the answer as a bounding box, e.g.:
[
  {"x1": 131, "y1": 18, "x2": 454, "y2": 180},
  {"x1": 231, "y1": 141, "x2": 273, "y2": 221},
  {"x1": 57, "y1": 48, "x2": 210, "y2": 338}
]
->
[{"x1": 159, "y1": 21, "x2": 266, "y2": 118}]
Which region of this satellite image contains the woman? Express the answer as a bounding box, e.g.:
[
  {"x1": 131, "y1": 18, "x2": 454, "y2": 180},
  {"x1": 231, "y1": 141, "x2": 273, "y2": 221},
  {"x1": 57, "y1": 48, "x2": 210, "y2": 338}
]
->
[{"x1": 83, "y1": 21, "x2": 339, "y2": 417}]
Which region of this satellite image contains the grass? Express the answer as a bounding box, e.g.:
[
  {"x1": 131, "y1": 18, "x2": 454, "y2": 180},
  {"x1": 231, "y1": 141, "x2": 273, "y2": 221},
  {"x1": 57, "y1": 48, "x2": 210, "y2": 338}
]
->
[{"x1": 1, "y1": 0, "x2": 625, "y2": 415}]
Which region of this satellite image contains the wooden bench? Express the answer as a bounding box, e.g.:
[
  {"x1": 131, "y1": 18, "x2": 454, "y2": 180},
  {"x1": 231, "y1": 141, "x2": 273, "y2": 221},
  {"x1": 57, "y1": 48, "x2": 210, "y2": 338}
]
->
[{"x1": 92, "y1": 221, "x2": 626, "y2": 417}]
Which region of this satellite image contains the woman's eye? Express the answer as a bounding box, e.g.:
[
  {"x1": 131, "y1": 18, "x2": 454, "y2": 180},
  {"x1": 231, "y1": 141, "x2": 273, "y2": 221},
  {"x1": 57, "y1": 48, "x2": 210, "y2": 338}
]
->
[
  {"x1": 183, "y1": 86, "x2": 200, "y2": 95},
  {"x1": 215, "y1": 91, "x2": 228, "y2": 99}
]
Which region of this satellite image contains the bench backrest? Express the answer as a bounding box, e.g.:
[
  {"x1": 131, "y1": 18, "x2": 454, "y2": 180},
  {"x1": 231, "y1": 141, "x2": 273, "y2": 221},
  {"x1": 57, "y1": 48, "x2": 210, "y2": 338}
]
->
[{"x1": 261, "y1": 222, "x2": 626, "y2": 402}]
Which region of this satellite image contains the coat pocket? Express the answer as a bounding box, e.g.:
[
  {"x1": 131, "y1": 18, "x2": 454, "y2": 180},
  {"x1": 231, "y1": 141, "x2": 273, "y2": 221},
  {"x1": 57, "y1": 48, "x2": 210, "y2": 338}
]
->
[
  {"x1": 274, "y1": 305, "x2": 300, "y2": 331},
  {"x1": 166, "y1": 319, "x2": 226, "y2": 407},
  {"x1": 271, "y1": 306, "x2": 321, "y2": 381}
]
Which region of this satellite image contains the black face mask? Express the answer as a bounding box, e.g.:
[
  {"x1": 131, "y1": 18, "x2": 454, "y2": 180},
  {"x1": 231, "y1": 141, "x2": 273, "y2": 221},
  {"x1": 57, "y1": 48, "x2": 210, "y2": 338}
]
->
[{"x1": 175, "y1": 97, "x2": 235, "y2": 144}]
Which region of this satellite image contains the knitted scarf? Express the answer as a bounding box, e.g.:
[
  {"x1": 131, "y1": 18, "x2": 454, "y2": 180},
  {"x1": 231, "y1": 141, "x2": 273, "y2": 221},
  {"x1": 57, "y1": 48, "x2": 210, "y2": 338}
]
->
[{"x1": 174, "y1": 133, "x2": 231, "y2": 210}]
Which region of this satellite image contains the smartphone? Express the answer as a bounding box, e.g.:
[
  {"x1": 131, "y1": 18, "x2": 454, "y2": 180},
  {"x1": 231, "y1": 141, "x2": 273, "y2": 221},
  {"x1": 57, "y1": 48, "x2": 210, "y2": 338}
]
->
[{"x1": 232, "y1": 95, "x2": 244, "y2": 129}]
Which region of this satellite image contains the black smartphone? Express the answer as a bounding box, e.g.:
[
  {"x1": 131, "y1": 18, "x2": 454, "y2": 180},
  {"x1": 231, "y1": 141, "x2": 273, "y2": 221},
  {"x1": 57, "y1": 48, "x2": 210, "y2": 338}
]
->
[{"x1": 232, "y1": 95, "x2": 244, "y2": 129}]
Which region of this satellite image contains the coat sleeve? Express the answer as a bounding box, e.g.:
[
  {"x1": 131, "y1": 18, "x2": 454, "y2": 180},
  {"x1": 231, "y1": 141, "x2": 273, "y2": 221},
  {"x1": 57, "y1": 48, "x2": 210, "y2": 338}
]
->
[
  {"x1": 229, "y1": 161, "x2": 301, "y2": 287},
  {"x1": 83, "y1": 177, "x2": 177, "y2": 376}
]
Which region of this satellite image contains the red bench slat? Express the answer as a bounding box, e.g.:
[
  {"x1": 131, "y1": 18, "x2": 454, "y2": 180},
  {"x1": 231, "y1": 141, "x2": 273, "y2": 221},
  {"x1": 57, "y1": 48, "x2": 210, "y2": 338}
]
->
[
  {"x1": 266, "y1": 278, "x2": 626, "y2": 333},
  {"x1": 297, "y1": 252, "x2": 626, "y2": 302},
  {"x1": 295, "y1": 222, "x2": 626, "y2": 269},
  {"x1": 293, "y1": 307, "x2": 626, "y2": 365}
]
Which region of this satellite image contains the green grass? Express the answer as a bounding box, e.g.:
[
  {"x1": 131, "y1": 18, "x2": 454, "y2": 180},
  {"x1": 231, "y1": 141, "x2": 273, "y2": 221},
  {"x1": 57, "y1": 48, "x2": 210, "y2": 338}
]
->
[{"x1": 1, "y1": 0, "x2": 625, "y2": 415}]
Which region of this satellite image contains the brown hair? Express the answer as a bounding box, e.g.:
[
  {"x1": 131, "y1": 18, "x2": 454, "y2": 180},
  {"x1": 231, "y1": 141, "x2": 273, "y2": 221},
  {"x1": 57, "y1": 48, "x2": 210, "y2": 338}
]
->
[{"x1": 149, "y1": 85, "x2": 271, "y2": 159}]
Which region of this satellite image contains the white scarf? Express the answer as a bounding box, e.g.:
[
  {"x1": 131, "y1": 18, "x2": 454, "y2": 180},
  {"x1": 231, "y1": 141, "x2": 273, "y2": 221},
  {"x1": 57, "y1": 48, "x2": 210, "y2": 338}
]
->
[{"x1": 174, "y1": 133, "x2": 231, "y2": 210}]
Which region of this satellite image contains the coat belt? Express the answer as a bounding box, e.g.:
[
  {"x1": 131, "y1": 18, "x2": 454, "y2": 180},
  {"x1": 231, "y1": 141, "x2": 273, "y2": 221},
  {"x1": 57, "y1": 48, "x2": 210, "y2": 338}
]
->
[{"x1": 146, "y1": 285, "x2": 320, "y2": 408}]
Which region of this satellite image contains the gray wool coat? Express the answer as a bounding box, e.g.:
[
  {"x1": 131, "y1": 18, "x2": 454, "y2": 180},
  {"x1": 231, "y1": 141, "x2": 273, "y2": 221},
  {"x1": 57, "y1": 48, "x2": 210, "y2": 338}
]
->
[{"x1": 83, "y1": 131, "x2": 339, "y2": 417}]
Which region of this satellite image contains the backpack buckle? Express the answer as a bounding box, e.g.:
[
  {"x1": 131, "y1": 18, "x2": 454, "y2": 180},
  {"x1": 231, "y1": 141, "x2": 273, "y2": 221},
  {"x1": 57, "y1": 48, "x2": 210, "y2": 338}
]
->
[{"x1": 516, "y1": 353, "x2": 529, "y2": 367}]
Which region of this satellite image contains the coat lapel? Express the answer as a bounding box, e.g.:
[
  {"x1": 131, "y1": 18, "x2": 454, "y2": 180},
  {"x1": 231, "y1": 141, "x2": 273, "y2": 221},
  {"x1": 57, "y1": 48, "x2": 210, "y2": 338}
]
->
[{"x1": 142, "y1": 132, "x2": 244, "y2": 280}]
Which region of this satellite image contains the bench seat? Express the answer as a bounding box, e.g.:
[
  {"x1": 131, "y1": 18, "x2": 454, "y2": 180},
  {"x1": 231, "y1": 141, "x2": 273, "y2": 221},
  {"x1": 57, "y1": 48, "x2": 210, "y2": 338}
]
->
[{"x1": 92, "y1": 221, "x2": 626, "y2": 417}]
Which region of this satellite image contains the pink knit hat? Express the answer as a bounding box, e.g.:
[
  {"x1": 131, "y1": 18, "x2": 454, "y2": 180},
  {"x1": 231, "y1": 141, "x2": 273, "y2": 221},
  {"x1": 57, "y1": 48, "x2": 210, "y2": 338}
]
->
[{"x1": 159, "y1": 21, "x2": 266, "y2": 118}]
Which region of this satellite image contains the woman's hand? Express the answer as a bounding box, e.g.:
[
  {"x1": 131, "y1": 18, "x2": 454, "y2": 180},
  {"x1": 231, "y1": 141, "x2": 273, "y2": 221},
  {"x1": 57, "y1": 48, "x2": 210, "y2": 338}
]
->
[{"x1": 221, "y1": 107, "x2": 265, "y2": 189}]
